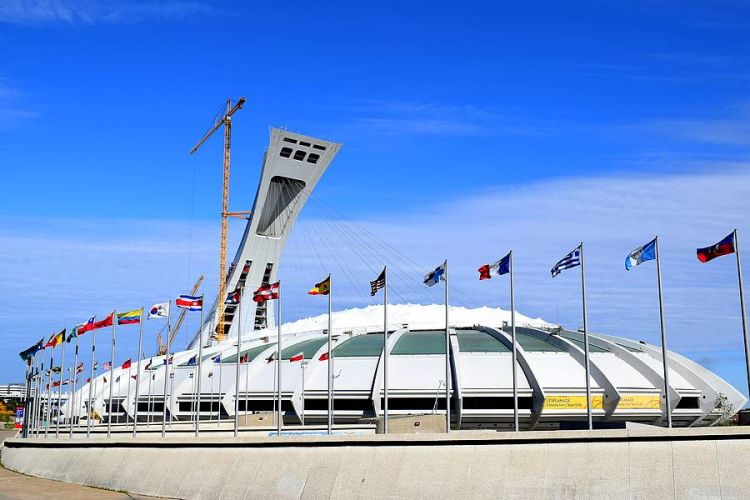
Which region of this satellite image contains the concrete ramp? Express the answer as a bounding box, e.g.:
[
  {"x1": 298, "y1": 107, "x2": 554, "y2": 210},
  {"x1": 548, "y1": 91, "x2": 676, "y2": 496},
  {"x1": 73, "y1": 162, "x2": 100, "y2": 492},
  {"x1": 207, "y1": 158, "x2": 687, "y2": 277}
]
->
[{"x1": 3, "y1": 428, "x2": 750, "y2": 499}]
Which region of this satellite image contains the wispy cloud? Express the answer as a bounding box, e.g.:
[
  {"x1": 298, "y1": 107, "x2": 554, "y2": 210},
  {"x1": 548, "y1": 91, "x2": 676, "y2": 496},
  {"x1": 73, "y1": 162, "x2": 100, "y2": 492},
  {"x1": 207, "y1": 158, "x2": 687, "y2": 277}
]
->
[
  {"x1": 0, "y1": 0, "x2": 210, "y2": 25},
  {"x1": 4, "y1": 168, "x2": 750, "y2": 391},
  {"x1": 342, "y1": 100, "x2": 543, "y2": 137},
  {"x1": 0, "y1": 79, "x2": 38, "y2": 123}
]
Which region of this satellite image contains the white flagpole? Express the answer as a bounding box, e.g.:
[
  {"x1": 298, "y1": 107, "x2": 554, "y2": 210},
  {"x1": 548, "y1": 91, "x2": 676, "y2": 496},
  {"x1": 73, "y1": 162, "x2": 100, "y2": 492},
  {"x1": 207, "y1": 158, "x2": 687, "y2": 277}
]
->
[
  {"x1": 383, "y1": 267, "x2": 389, "y2": 434},
  {"x1": 510, "y1": 251, "x2": 519, "y2": 432},
  {"x1": 655, "y1": 236, "x2": 672, "y2": 428},
  {"x1": 161, "y1": 303, "x2": 172, "y2": 438},
  {"x1": 45, "y1": 348, "x2": 53, "y2": 438},
  {"x1": 56, "y1": 337, "x2": 65, "y2": 437},
  {"x1": 233, "y1": 291, "x2": 242, "y2": 437},
  {"x1": 444, "y1": 260, "x2": 450, "y2": 433},
  {"x1": 327, "y1": 275, "x2": 333, "y2": 435},
  {"x1": 196, "y1": 297, "x2": 205, "y2": 437},
  {"x1": 217, "y1": 354, "x2": 223, "y2": 426},
  {"x1": 147, "y1": 371, "x2": 153, "y2": 428},
  {"x1": 277, "y1": 280, "x2": 283, "y2": 436},
  {"x1": 70, "y1": 336, "x2": 79, "y2": 438},
  {"x1": 580, "y1": 243, "x2": 593, "y2": 430},
  {"x1": 35, "y1": 357, "x2": 44, "y2": 437},
  {"x1": 133, "y1": 309, "x2": 144, "y2": 437},
  {"x1": 87, "y1": 329, "x2": 96, "y2": 438},
  {"x1": 733, "y1": 229, "x2": 750, "y2": 401},
  {"x1": 31, "y1": 358, "x2": 39, "y2": 437},
  {"x1": 126, "y1": 363, "x2": 132, "y2": 426},
  {"x1": 22, "y1": 358, "x2": 31, "y2": 438},
  {"x1": 244, "y1": 346, "x2": 250, "y2": 420},
  {"x1": 301, "y1": 360, "x2": 306, "y2": 426},
  {"x1": 107, "y1": 313, "x2": 116, "y2": 438}
]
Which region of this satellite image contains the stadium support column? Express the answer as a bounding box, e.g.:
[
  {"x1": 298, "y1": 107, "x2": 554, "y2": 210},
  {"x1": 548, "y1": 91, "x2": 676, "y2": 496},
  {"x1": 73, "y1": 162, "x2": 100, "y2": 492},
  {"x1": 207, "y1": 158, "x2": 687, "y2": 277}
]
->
[{"x1": 580, "y1": 243, "x2": 593, "y2": 430}]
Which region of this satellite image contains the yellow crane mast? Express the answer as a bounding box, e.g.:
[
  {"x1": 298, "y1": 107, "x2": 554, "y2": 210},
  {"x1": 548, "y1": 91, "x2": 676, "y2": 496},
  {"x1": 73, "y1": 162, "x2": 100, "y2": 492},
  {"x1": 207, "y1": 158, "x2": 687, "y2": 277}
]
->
[{"x1": 189, "y1": 97, "x2": 246, "y2": 342}]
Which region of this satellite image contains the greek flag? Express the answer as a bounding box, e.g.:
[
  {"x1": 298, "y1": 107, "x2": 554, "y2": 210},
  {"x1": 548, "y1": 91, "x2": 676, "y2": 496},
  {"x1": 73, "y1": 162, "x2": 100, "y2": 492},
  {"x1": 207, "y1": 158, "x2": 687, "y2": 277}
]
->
[
  {"x1": 625, "y1": 238, "x2": 656, "y2": 270},
  {"x1": 551, "y1": 246, "x2": 581, "y2": 277}
]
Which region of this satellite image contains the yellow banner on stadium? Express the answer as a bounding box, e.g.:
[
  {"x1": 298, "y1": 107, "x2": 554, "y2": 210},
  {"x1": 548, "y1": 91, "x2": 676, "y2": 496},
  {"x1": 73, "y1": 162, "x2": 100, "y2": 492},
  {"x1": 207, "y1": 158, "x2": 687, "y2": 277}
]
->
[
  {"x1": 543, "y1": 395, "x2": 604, "y2": 410},
  {"x1": 616, "y1": 394, "x2": 661, "y2": 410}
]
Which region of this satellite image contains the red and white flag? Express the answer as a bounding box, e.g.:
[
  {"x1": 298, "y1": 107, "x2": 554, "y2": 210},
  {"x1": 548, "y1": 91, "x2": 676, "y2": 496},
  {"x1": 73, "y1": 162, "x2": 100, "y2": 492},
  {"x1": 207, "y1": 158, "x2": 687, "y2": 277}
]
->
[
  {"x1": 176, "y1": 295, "x2": 203, "y2": 311},
  {"x1": 289, "y1": 352, "x2": 304, "y2": 363},
  {"x1": 121, "y1": 359, "x2": 132, "y2": 370},
  {"x1": 253, "y1": 282, "x2": 279, "y2": 303}
]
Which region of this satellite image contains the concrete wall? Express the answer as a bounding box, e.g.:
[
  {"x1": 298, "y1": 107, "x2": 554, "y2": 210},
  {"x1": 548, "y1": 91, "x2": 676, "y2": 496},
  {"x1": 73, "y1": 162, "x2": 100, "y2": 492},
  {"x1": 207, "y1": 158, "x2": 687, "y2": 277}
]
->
[{"x1": 4, "y1": 427, "x2": 750, "y2": 499}]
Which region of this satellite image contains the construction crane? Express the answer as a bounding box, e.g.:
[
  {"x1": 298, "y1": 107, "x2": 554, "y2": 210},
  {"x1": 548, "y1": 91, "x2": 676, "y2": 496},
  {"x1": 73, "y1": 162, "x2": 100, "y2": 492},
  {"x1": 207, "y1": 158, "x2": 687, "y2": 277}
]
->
[
  {"x1": 189, "y1": 97, "x2": 247, "y2": 342},
  {"x1": 157, "y1": 274, "x2": 204, "y2": 355}
]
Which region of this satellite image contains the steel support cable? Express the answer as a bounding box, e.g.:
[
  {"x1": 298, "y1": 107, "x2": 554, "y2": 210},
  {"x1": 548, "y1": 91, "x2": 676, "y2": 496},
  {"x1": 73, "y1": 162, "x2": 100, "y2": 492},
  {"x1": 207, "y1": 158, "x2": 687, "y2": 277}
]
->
[
  {"x1": 302, "y1": 206, "x2": 370, "y2": 304},
  {"x1": 308, "y1": 194, "x2": 476, "y2": 307},
  {"x1": 306, "y1": 201, "x2": 417, "y2": 305},
  {"x1": 306, "y1": 199, "x2": 436, "y2": 305}
]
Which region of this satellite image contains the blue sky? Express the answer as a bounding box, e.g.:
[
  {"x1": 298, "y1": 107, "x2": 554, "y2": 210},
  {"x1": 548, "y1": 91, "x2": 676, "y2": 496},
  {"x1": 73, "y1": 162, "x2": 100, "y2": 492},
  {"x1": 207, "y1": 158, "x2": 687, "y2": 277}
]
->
[{"x1": 2, "y1": 1, "x2": 750, "y2": 401}]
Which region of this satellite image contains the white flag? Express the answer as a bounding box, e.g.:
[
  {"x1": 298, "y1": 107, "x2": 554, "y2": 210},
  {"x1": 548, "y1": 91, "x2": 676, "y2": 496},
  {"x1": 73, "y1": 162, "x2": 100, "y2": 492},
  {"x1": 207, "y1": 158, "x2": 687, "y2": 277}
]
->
[{"x1": 148, "y1": 302, "x2": 170, "y2": 319}]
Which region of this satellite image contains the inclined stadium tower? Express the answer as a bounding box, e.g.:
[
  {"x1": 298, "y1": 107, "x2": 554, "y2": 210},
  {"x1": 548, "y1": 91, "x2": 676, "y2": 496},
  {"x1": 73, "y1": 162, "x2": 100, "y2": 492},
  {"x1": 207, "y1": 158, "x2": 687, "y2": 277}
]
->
[{"x1": 64, "y1": 129, "x2": 748, "y2": 431}]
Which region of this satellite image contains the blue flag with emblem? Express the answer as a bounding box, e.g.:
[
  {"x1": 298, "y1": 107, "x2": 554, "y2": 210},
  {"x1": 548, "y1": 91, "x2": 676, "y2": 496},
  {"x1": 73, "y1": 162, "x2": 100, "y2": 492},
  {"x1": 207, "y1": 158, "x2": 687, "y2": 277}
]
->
[{"x1": 625, "y1": 238, "x2": 657, "y2": 270}]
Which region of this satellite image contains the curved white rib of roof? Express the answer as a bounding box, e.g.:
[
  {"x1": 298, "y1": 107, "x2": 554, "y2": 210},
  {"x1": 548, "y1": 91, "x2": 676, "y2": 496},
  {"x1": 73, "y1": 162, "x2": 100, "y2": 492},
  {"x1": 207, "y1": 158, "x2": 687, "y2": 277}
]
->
[{"x1": 250, "y1": 303, "x2": 554, "y2": 337}]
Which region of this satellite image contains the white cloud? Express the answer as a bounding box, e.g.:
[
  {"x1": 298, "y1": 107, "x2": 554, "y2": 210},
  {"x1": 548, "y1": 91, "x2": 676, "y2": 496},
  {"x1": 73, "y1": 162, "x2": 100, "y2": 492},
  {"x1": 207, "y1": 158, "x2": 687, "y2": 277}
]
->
[
  {"x1": 4, "y1": 168, "x2": 750, "y2": 390},
  {"x1": 0, "y1": 0, "x2": 209, "y2": 25}
]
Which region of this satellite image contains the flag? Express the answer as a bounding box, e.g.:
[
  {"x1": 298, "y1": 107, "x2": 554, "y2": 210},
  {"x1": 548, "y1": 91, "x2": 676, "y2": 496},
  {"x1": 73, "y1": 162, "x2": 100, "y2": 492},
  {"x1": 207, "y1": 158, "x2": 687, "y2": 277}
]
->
[
  {"x1": 186, "y1": 355, "x2": 197, "y2": 366},
  {"x1": 93, "y1": 362, "x2": 98, "y2": 370},
  {"x1": 144, "y1": 360, "x2": 153, "y2": 370},
  {"x1": 149, "y1": 302, "x2": 170, "y2": 319},
  {"x1": 478, "y1": 253, "x2": 511, "y2": 280},
  {"x1": 75, "y1": 362, "x2": 85, "y2": 374},
  {"x1": 66, "y1": 324, "x2": 82, "y2": 343},
  {"x1": 211, "y1": 354, "x2": 221, "y2": 363},
  {"x1": 131, "y1": 374, "x2": 138, "y2": 380},
  {"x1": 697, "y1": 232, "x2": 736, "y2": 263},
  {"x1": 308, "y1": 276, "x2": 331, "y2": 296},
  {"x1": 115, "y1": 375, "x2": 121, "y2": 383},
  {"x1": 44, "y1": 329, "x2": 65, "y2": 349},
  {"x1": 225, "y1": 288, "x2": 241, "y2": 305},
  {"x1": 265, "y1": 352, "x2": 277, "y2": 363},
  {"x1": 423, "y1": 263, "x2": 446, "y2": 287},
  {"x1": 91, "y1": 313, "x2": 114, "y2": 331},
  {"x1": 370, "y1": 268, "x2": 386, "y2": 296},
  {"x1": 52, "y1": 380, "x2": 61, "y2": 388},
  {"x1": 551, "y1": 246, "x2": 581, "y2": 277},
  {"x1": 176, "y1": 295, "x2": 203, "y2": 311},
  {"x1": 239, "y1": 352, "x2": 249, "y2": 364},
  {"x1": 19, "y1": 338, "x2": 44, "y2": 361},
  {"x1": 253, "y1": 282, "x2": 279, "y2": 303},
  {"x1": 117, "y1": 308, "x2": 143, "y2": 325},
  {"x1": 51, "y1": 366, "x2": 62, "y2": 374},
  {"x1": 78, "y1": 317, "x2": 96, "y2": 334},
  {"x1": 208, "y1": 371, "x2": 213, "y2": 378},
  {"x1": 625, "y1": 238, "x2": 657, "y2": 270},
  {"x1": 162, "y1": 355, "x2": 173, "y2": 365},
  {"x1": 121, "y1": 359, "x2": 132, "y2": 370},
  {"x1": 289, "y1": 352, "x2": 304, "y2": 362},
  {"x1": 319, "y1": 352, "x2": 329, "y2": 361},
  {"x1": 102, "y1": 361, "x2": 112, "y2": 370}
]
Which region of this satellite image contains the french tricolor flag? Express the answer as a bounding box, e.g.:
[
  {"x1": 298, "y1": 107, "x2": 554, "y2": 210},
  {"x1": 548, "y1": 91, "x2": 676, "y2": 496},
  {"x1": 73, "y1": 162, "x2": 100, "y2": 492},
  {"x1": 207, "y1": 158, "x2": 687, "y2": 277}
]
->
[{"x1": 176, "y1": 294, "x2": 203, "y2": 311}]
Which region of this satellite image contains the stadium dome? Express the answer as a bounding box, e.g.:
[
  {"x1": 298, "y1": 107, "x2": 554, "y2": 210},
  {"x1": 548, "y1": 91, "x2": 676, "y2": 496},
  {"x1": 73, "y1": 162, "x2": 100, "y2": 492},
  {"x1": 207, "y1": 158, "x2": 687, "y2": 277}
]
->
[{"x1": 66, "y1": 304, "x2": 747, "y2": 430}]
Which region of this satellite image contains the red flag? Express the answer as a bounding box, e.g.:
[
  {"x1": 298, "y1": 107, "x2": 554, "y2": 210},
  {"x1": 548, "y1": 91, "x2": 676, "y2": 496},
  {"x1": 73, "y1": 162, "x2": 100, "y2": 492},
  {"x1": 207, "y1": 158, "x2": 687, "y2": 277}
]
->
[
  {"x1": 121, "y1": 359, "x2": 132, "y2": 370},
  {"x1": 91, "y1": 313, "x2": 114, "y2": 331},
  {"x1": 239, "y1": 352, "x2": 249, "y2": 364},
  {"x1": 289, "y1": 352, "x2": 304, "y2": 363},
  {"x1": 319, "y1": 352, "x2": 329, "y2": 361}
]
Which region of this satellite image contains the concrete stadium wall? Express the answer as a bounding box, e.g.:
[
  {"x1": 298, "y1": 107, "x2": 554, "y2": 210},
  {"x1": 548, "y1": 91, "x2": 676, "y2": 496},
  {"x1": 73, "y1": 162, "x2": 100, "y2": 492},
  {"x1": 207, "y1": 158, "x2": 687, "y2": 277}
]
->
[{"x1": 3, "y1": 427, "x2": 750, "y2": 499}]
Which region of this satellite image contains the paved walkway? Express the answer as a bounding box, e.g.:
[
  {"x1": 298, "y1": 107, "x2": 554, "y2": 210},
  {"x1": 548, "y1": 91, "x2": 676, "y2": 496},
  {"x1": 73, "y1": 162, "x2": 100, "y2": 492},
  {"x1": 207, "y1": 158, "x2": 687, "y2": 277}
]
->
[{"x1": 0, "y1": 431, "x2": 163, "y2": 499}]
